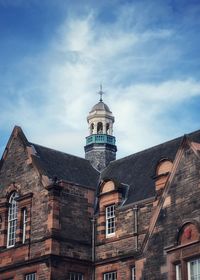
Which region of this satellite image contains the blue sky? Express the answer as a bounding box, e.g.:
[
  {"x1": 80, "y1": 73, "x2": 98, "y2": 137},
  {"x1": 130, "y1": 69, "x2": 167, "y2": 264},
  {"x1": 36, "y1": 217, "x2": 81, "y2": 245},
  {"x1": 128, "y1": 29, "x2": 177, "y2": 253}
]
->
[{"x1": 0, "y1": 0, "x2": 200, "y2": 159}]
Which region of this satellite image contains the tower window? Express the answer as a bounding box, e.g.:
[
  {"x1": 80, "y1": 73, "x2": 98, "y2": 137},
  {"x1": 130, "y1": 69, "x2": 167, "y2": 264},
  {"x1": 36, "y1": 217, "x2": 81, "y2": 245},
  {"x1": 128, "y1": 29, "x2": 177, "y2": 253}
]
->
[
  {"x1": 7, "y1": 191, "x2": 19, "y2": 248},
  {"x1": 106, "y1": 123, "x2": 109, "y2": 134},
  {"x1": 90, "y1": 123, "x2": 94, "y2": 134},
  {"x1": 97, "y1": 122, "x2": 103, "y2": 134},
  {"x1": 106, "y1": 204, "x2": 115, "y2": 237}
]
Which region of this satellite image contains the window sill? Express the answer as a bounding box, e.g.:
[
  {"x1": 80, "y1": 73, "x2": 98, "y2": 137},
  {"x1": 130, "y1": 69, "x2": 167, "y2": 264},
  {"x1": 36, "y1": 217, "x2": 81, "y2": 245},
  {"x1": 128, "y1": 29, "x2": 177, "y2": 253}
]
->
[{"x1": 0, "y1": 241, "x2": 29, "y2": 252}]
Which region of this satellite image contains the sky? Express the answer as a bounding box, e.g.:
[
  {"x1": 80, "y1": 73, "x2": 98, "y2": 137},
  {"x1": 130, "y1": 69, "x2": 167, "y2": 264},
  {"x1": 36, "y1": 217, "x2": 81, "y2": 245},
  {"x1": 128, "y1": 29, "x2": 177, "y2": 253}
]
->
[{"x1": 0, "y1": 0, "x2": 200, "y2": 159}]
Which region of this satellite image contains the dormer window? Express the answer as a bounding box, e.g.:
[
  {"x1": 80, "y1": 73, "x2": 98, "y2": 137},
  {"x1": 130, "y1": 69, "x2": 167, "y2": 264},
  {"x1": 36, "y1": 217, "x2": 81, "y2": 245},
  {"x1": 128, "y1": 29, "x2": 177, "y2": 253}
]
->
[
  {"x1": 156, "y1": 159, "x2": 173, "y2": 176},
  {"x1": 155, "y1": 159, "x2": 173, "y2": 192},
  {"x1": 106, "y1": 204, "x2": 115, "y2": 237},
  {"x1": 7, "y1": 191, "x2": 19, "y2": 248}
]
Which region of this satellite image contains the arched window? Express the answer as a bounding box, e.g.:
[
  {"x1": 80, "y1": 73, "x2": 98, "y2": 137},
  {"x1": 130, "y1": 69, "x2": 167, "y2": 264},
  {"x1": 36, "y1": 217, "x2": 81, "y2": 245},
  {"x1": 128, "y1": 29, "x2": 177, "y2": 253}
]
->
[
  {"x1": 106, "y1": 123, "x2": 110, "y2": 134},
  {"x1": 90, "y1": 123, "x2": 94, "y2": 134},
  {"x1": 97, "y1": 122, "x2": 103, "y2": 134},
  {"x1": 7, "y1": 191, "x2": 19, "y2": 248}
]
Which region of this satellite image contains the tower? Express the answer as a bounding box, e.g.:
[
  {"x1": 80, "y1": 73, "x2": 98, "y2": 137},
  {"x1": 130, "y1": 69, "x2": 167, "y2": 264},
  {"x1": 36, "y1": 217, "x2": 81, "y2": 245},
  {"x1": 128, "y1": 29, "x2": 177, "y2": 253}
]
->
[{"x1": 84, "y1": 87, "x2": 117, "y2": 171}]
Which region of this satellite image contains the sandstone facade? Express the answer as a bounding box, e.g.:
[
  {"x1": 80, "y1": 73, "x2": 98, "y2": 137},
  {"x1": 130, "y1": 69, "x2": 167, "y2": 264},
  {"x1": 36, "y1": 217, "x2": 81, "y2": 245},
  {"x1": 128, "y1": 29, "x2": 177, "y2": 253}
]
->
[{"x1": 1, "y1": 126, "x2": 200, "y2": 280}]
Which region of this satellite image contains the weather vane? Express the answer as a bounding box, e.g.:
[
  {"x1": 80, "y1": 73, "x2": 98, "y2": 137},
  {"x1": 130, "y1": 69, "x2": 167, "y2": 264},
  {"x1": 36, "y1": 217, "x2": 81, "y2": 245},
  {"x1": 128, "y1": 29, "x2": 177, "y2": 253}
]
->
[{"x1": 98, "y1": 84, "x2": 105, "y2": 102}]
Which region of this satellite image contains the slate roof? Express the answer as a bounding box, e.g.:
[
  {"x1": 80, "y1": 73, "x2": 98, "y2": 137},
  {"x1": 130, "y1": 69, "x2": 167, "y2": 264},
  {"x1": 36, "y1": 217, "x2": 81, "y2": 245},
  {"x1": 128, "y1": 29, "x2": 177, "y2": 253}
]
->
[
  {"x1": 31, "y1": 143, "x2": 99, "y2": 189},
  {"x1": 101, "y1": 129, "x2": 200, "y2": 205}
]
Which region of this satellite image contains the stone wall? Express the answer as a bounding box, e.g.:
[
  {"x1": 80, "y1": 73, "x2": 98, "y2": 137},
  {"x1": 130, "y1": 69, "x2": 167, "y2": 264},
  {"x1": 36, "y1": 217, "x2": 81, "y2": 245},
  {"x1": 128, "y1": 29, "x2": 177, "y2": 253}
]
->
[
  {"x1": 0, "y1": 131, "x2": 96, "y2": 279},
  {"x1": 58, "y1": 182, "x2": 94, "y2": 261},
  {"x1": 140, "y1": 144, "x2": 200, "y2": 279},
  {"x1": 95, "y1": 180, "x2": 155, "y2": 278}
]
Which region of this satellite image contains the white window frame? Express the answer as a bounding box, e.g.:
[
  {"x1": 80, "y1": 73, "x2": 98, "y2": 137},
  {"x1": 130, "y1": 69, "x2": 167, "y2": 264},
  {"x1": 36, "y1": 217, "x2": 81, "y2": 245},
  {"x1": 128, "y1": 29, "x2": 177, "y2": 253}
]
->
[
  {"x1": 25, "y1": 272, "x2": 36, "y2": 280},
  {"x1": 7, "y1": 192, "x2": 19, "y2": 248},
  {"x1": 103, "y1": 271, "x2": 117, "y2": 280},
  {"x1": 132, "y1": 266, "x2": 136, "y2": 280},
  {"x1": 175, "y1": 264, "x2": 182, "y2": 280},
  {"x1": 22, "y1": 208, "x2": 28, "y2": 244},
  {"x1": 106, "y1": 204, "x2": 115, "y2": 237},
  {"x1": 188, "y1": 258, "x2": 200, "y2": 280},
  {"x1": 69, "y1": 272, "x2": 83, "y2": 280}
]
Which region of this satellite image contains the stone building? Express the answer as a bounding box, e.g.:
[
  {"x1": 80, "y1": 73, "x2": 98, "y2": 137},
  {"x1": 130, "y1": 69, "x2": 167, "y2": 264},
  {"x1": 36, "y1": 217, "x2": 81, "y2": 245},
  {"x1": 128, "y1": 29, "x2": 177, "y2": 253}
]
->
[{"x1": 1, "y1": 93, "x2": 200, "y2": 280}]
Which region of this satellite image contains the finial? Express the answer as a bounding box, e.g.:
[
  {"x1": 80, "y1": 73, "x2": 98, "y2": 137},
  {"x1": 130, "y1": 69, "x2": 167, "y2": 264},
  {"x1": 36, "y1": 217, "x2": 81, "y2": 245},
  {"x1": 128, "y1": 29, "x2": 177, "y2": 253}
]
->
[{"x1": 98, "y1": 84, "x2": 104, "y2": 102}]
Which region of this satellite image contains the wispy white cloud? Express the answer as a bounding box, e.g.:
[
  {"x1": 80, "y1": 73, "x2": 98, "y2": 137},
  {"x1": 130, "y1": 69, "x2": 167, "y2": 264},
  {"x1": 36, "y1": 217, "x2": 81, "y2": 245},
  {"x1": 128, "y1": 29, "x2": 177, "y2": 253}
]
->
[{"x1": 1, "y1": 1, "x2": 200, "y2": 159}]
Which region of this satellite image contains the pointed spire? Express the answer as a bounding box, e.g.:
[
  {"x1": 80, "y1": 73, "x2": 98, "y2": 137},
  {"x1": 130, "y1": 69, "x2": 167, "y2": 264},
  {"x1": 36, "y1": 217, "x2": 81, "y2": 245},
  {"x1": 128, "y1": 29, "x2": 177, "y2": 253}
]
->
[{"x1": 98, "y1": 84, "x2": 104, "y2": 102}]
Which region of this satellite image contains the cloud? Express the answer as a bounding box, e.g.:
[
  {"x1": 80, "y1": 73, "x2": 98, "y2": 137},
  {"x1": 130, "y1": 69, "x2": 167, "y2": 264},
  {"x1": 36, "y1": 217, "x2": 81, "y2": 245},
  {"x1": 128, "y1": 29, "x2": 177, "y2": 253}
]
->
[
  {"x1": 1, "y1": 1, "x2": 200, "y2": 159},
  {"x1": 112, "y1": 79, "x2": 200, "y2": 155}
]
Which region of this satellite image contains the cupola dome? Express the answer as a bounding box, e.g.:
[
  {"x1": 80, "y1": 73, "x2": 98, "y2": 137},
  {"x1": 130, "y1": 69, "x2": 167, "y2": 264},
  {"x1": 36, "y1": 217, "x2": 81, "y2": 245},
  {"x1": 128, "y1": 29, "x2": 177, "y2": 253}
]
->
[
  {"x1": 90, "y1": 101, "x2": 111, "y2": 113},
  {"x1": 84, "y1": 86, "x2": 117, "y2": 171}
]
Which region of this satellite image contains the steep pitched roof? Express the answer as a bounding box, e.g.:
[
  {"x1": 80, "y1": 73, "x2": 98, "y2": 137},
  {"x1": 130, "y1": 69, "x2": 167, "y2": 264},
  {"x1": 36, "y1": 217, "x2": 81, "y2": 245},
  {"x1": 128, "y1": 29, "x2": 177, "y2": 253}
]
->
[
  {"x1": 31, "y1": 143, "x2": 99, "y2": 189},
  {"x1": 0, "y1": 126, "x2": 99, "y2": 189},
  {"x1": 101, "y1": 129, "x2": 200, "y2": 205}
]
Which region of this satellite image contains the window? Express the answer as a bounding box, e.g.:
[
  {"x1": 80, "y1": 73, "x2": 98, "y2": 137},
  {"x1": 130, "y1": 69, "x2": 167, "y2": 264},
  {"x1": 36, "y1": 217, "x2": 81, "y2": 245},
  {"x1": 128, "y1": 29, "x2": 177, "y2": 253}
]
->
[
  {"x1": 7, "y1": 192, "x2": 19, "y2": 248},
  {"x1": 175, "y1": 264, "x2": 182, "y2": 280},
  {"x1": 132, "y1": 266, "x2": 136, "y2": 280},
  {"x1": 68, "y1": 272, "x2": 83, "y2": 280},
  {"x1": 103, "y1": 271, "x2": 117, "y2": 280},
  {"x1": 25, "y1": 273, "x2": 36, "y2": 280},
  {"x1": 188, "y1": 258, "x2": 200, "y2": 280},
  {"x1": 22, "y1": 208, "x2": 28, "y2": 244},
  {"x1": 97, "y1": 122, "x2": 103, "y2": 134},
  {"x1": 106, "y1": 204, "x2": 115, "y2": 237},
  {"x1": 90, "y1": 123, "x2": 94, "y2": 134},
  {"x1": 106, "y1": 123, "x2": 110, "y2": 134}
]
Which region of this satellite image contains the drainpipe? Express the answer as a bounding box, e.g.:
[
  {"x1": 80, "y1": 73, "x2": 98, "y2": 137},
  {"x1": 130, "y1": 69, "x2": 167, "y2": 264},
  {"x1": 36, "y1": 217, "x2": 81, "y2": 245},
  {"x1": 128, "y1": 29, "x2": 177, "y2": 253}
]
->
[
  {"x1": 28, "y1": 195, "x2": 33, "y2": 260},
  {"x1": 133, "y1": 205, "x2": 138, "y2": 251},
  {"x1": 91, "y1": 217, "x2": 96, "y2": 280}
]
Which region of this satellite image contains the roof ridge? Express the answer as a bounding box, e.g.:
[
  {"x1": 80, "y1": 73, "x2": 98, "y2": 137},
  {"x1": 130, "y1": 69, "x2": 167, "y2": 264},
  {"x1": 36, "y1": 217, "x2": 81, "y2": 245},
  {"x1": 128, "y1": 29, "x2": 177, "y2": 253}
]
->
[
  {"x1": 109, "y1": 128, "x2": 200, "y2": 166},
  {"x1": 110, "y1": 136, "x2": 182, "y2": 165}
]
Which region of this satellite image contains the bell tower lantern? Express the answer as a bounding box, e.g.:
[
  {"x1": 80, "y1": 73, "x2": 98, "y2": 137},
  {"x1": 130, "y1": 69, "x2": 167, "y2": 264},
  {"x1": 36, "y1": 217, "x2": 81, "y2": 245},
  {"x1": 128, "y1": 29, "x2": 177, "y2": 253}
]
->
[{"x1": 84, "y1": 87, "x2": 117, "y2": 171}]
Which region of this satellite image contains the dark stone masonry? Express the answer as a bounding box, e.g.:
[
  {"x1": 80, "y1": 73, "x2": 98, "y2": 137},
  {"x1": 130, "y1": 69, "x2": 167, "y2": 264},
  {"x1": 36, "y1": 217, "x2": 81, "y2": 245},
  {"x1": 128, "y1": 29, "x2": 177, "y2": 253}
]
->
[{"x1": 1, "y1": 99, "x2": 200, "y2": 280}]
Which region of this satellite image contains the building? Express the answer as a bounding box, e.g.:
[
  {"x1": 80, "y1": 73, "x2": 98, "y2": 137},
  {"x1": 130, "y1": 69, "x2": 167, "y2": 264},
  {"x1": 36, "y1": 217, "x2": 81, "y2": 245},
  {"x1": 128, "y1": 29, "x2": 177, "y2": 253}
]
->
[{"x1": 1, "y1": 93, "x2": 200, "y2": 280}]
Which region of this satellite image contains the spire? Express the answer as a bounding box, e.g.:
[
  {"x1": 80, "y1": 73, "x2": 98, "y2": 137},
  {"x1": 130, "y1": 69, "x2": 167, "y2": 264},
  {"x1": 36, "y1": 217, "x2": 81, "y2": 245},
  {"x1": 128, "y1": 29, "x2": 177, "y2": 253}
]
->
[{"x1": 98, "y1": 84, "x2": 104, "y2": 102}]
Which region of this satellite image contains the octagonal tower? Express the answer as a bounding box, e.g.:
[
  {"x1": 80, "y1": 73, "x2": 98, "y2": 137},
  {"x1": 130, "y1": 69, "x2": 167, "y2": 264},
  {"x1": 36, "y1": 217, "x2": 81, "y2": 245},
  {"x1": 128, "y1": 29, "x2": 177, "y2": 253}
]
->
[{"x1": 84, "y1": 88, "x2": 117, "y2": 171}]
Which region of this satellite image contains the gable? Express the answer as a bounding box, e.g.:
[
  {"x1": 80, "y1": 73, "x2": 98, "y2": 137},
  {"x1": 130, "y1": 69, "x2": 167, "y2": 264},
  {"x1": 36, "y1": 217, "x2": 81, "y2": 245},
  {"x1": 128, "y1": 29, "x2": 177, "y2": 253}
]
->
[
  {"x1": 0, "y1": 126, "x2": 99, "y2": 192},
  {"x1": 0, "y1": 127, "x2": 42, "y2": 196},
  {"x1": 139, "y1": 140, "x2": 200, "y2": 278},
  {"x1": 102, "y1": 129, "x2": 200, "y2": 205},
  {"x1": 145, "y1": 138, "x2": 200, "y2": 245}
]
